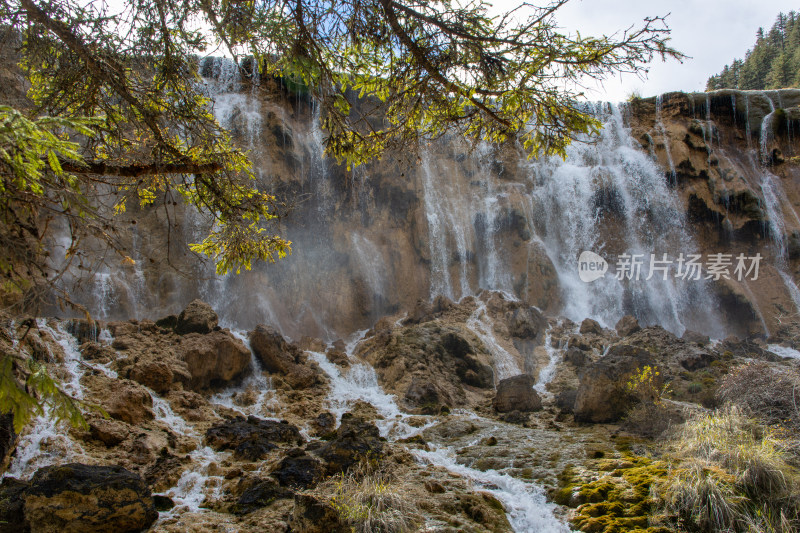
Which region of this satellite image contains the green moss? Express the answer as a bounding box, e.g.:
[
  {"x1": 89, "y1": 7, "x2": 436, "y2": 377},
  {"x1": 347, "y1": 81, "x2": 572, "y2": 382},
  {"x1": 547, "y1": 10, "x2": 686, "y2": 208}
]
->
[{"x1": 557, "y1": 455, "x2": 670, "y2": 533}]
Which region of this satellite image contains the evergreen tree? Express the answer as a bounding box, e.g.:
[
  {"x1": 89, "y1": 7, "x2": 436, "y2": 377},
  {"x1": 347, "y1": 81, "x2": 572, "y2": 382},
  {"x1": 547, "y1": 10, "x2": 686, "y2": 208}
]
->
[{"x1": 706, "y1": 11, "x2": 800, "y2": 90}]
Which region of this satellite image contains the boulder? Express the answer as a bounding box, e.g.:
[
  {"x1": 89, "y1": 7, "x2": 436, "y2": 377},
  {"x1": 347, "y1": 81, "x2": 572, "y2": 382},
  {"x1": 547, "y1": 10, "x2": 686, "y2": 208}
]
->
[
  {"x1": 272, "y1": 451, "x2": 325, "y2": 489},
  {"x1": 178, "y1": 330, "x2": 251, "y2": 390},
  {"x1": 564, "y1": 347, "x2": 588, "y2": 367},
  {"x1": 492, "y1": 375, "x2": 542, "y2": 413},
  {"x1": 175, "y1": 299, "x2": 218, "y2": 335},
  {"x1": 232, "y1": 479, "x2": 293, "y2": 515},
  {"x1": 88, "y1": 418, "x2": 128, "y2": 447},
  {"x1": 405, "y1": 378, "x2": 453, "y2": 414},
  {"x1": 248, "y1": 325, "x2": 319, "y2": 389},
  {"x1": 248, "y1": 325, "x2": 294, "y2": 373},
  {"x1": 310, "y1": 412, "x2": 336, "y2": 437},
  {"x1": 507, "y1": 307, "x2": 546, "y2": 339},
  {"x1": 128, "y1": 360, "x2": 174, "y2": 394},
  {"x1": 579, "y1": 318, "x2": 604, "y2": 335},
  {"x1": 205, "y1": 416, "x2": 303, "y2": 461},
  {"x1": 573, "y1": 344, "x2": 653, "y2": 423},
  {"x1": 312, "y1": 413, "x2": 384, "y2": 474},
  {"x1": 105, "y1": 381, "x2": 154, "y2": 425},
  {"x1": 555, "y1": 389, "x2": 578, "y2": 413},
  {"x1": 615, "y1": 315, "x2": 641, "y2": 337},
  {"x1": 22, "y1": 464, "x2": 158, "y2": 533},
  {"x1": 290, "y1": 494, "x2": 349, "y2": 533}
]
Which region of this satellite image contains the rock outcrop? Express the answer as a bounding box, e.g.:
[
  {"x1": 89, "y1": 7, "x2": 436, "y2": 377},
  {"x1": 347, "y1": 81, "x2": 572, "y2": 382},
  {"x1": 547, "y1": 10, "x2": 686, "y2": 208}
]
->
[
  {"x1": 177, "y1": 330, "x2": 251, "y2": 390},
  {"x1": 4, "y1": 463, "x2": 158, "y2": 533},
  {"x1": 248, "y1": 325, "x2": 320, "y2": 389},
  {"x1": 175, "y1": 299, "x2": 219, "y2": 335},
  {"x1": 492, "y1": 375, "x2": 542, "y2": 413},
  {"x1": 205, "y1": 416, "x2": 304, "y2": 460}
]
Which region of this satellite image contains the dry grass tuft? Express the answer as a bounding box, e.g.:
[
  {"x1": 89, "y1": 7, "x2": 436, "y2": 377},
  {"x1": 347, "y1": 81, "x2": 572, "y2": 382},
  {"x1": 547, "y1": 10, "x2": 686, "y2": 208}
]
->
[
  {"x1": 655, "y1": 407, "x2": 800, "y2": 532},
  {"x1": 318, "y1": 460, "x2": 420, "y2": 533}
]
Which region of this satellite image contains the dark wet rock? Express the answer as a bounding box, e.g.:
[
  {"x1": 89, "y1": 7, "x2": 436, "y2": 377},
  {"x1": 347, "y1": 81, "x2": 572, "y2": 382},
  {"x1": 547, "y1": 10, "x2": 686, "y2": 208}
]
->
[
  {"x1": 574, "y1": 344, "x2": 653, "y2": 423},
  {"x1": 144, "y1": 450, "x2": 186, "y2": 491},
  {"x1": 205, "y1": 416, "x2": 303, "y2": 461},
  {"x1": 153, "y1": 495, "x2": 175, "y2": 512},
  {"x1": 500, "y1": 410, "x2": 530, "y2": 425},
  {"x1": 720, "y1": 336, "x2": 778, "y2": 361},
  {"x1": 65, "y1": 319, "x2": 102, "y2": 345},
  {"x1": 290, "y1": 494, "x2": 349, "y2": 533},
  {"x1": 175, "y1": 299, "x2": 218, "y2": 335},
  {"x1": 272, "y1": 452, "x2": 324, "y2": 489},
  {"x1": 178, "y1": 330, "x2": 251, "y2": 390},
  {"x1": 0, "y1": 412, "x2": 16, "y2": 471},
  {"x1": 233, "y1": 479, "x2": 293, "y2": 515},
  {"x1": 310, "y1": 412, "x2": 336, "y2": 437},
  {"x1": 154, "y1": 315, "x2": 178, "y2": 331},
  {"x1": 492, "y1": 375, "x2": 541, "y2": 413},
  {"x1": 615, "y1": 315, "x2": 641, "y2": 337},
  {"x1": 579, "y1": 318, "x2": 604, "y2": 335},
  {"x1": 0, "y1": 477, "x2": 29, "y2": 532},
  {"x1": 23, "y1": 463, "x2": 158, "y2": 533},
  {"x1": 680, "y1": 351, "x2": 714, "y2": 371},
  {"x1": 312, "y1": 413, "x2": 384, "y2": 474}
]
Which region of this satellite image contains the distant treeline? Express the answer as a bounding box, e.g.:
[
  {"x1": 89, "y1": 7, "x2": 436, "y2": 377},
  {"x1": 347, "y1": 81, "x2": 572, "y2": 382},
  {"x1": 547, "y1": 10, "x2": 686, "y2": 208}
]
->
[{"x1": 706, "y1": 11, "x2": 800, "y2": 90}]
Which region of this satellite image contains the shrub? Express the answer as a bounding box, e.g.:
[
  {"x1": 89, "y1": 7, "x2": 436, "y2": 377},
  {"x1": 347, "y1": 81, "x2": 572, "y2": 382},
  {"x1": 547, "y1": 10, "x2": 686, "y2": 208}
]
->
[
  {"x1": 717, "y1": 362, "x2": 800, "y2": 430},
  {"x1": 623, "y1": 366, "x2": 679, "y2": 438}
]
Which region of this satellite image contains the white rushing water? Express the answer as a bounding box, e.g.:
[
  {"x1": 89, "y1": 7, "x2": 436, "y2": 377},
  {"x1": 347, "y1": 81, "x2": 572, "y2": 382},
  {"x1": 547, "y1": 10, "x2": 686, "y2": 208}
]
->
[
  {"x1": 163, "y1": 447, "x2": 228, "y2": 516},
  {"x1": 307, "y1": 348, "x2": 434, "y2": 440},
  {"x1": 414, "y1": 446, "x2": 571, "y2": 533},
  {"x1": 766, "y1": 344, "x2": 800, "y2": 360},
  {"x1": 534, "y1": 324, "x2": 564, "y2": 395},
  {"x1": 466, "y1": 300, "x2": 520, "y2": 382},
  {"x1": 209, "y1": 329, "x2": 277, "y2": 418},
  {"x1": 6, "y1": 321, "x2": 88, "y2": 479}
]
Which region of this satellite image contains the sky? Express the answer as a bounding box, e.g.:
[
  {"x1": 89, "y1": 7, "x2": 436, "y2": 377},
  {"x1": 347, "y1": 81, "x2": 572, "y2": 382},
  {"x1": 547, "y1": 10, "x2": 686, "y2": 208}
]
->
[{"x1": 491, "y1": 0, "x2": 799, "y2": 102}]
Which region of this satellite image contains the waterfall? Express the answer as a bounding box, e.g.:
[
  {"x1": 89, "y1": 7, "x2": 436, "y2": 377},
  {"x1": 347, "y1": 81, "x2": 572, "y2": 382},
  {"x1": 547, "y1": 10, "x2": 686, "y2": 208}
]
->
[
  {"x1": 528, "y1": 103, "x2": 719, "y2": 336},
  {"x1": 466, "y1": 300, "x2": 521, "y2": 382},
  {"x1": 5, "y1": 321, "x2": 89, "y2": 479},
  {"x1": 534, "y1": 324, "x2": 564, "y2": 395},
  {"x1": 306, "y1": 330, "x2": 435, "y2": 440}
]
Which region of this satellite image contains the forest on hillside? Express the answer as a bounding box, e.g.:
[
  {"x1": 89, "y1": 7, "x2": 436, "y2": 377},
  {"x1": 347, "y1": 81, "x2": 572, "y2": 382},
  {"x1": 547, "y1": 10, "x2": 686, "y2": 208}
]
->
[{"x1": 707, "y1": 10, "x2": 800, "y2": 90}]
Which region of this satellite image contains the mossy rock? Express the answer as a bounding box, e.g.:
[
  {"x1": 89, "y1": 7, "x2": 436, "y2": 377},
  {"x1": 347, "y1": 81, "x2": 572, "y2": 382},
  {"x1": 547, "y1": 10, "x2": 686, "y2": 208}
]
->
[{"x1": 557, "y1": 455, "x2": 670, "y2": 533}]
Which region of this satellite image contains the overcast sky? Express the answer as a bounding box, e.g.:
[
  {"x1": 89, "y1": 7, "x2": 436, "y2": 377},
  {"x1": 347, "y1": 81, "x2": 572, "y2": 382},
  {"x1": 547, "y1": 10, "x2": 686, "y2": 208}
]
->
[{"x1": 491, "y1": 0, "x2": 799, "y2": 102}]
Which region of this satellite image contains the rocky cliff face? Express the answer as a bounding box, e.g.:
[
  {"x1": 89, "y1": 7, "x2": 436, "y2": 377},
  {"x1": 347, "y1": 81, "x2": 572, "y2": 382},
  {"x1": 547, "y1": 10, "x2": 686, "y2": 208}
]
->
[
  {"x1": 629, "y1": 89, "x2": 800, "y2": 334},
  {"x1": 49, "y1": 58, "x2": 800, "y2": 341}
]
